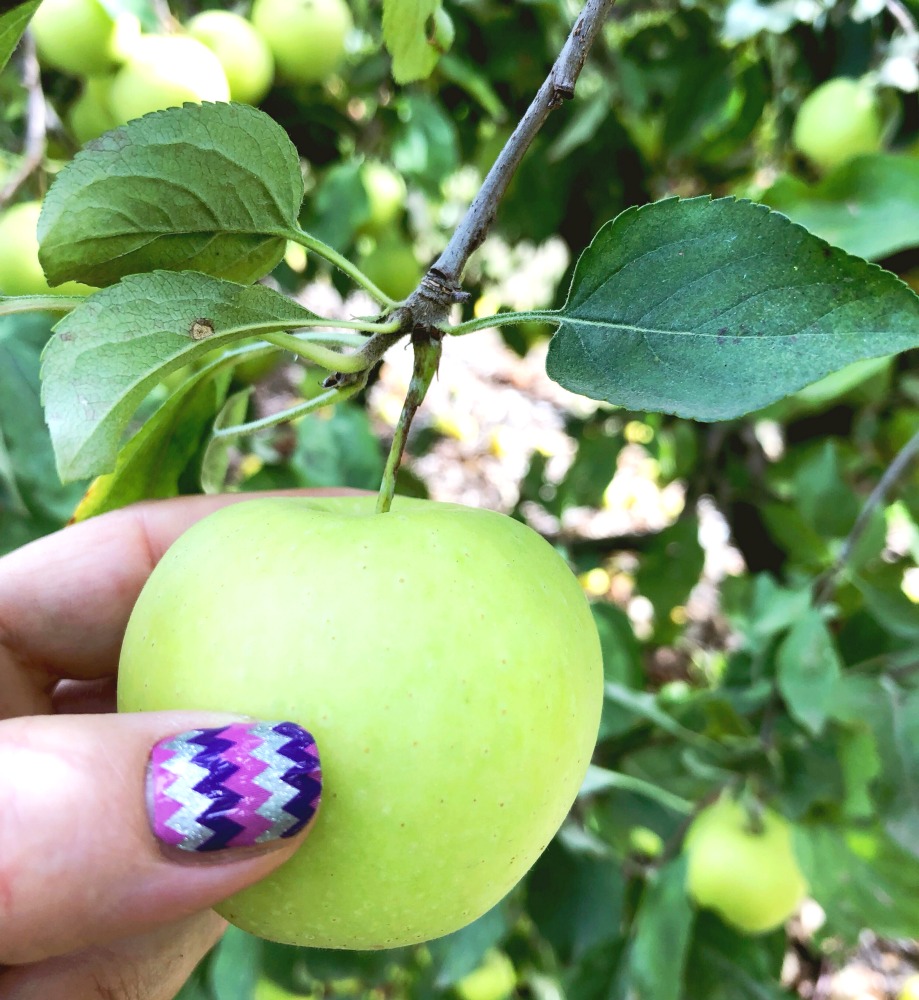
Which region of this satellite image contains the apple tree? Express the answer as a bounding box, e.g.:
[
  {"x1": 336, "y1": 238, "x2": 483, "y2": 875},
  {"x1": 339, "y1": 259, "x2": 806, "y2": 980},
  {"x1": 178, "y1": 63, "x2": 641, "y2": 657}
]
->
[{"x1": 2, "y1": 0, "x2": 919, "y2": 997}]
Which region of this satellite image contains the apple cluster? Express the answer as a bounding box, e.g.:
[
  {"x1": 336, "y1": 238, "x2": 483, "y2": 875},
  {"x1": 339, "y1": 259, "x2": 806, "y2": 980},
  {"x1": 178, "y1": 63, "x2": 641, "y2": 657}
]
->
[{"x1": 29, "y1": 0, "x2": 354, "y2": 145}]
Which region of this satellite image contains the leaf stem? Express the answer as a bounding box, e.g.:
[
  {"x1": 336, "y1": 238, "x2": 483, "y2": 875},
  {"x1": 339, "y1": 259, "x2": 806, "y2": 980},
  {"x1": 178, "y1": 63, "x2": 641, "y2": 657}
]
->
[
  {"x1": 263, "y1": 331, "x2": 372, "y2": 373},
  {"x1": 376, "y1": 329, "x2": 443, "y2": 514},
  {"x1": 0, "y1": 294, "x2": 85, "y2": 316},
  {"x1": 448, "y1": 309, "x2": 560, "y2": 337},
  {"x1": 292, "y1": 227, "x2": 399, "y2": 309},
  {"x1": 579, "y1": 765, "x2": 694, "y2": 814}
]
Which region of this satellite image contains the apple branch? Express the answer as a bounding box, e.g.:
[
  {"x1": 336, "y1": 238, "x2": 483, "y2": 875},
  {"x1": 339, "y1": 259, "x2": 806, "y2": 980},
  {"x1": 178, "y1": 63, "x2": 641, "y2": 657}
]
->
[
  {"x1": 0, "y1": 33, "x2": 48, "y2": 209},
  {"x1": 409, "y1": 0, "x2": 615, "y2": 322}
]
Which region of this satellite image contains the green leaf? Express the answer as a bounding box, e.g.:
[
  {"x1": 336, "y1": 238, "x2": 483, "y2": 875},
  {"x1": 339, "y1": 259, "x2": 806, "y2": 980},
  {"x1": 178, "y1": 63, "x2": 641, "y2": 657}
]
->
[
  {"x1": 200, "y1": 388, "x2": 251, "y2": 495},
  {"x1": 208, "y1": 927, "x2": 262, "y2": 1000},
  {"x1": 41, "y1": 270, "x2": 322, "y2": 481},
  {"x1": 684, "y1": 914, "x2": 789, "y2": 1000},
  {"x1": 38, "y1": 103, "x2": 302, "y2": 289},
  {"x1": 635, "y1": 516, "x2": 704, "y2": 642},
  {"x1": 382, "y1": 0, "x2": 440, "y2": 84},
  {"x1": 427, "y1": 902, "x2": 509, "y2": 987},
  {"x1": 594, "y1": 603, "x2": 644, "y2": 739},
  {"x1": 762, "y1": 156, "x2": 919, "y2": 261},
  {"x1": 792, "y1": 440, "x2": 859, "y2": 539},
  {"x1": 545, "y1": 197, "x2": 919, "y2": 421},
  {"x1": 391, "y1": 94, "x2": 459, "y2": 194},
  {"x1": 71, "y1": 365, "x2": 233, "y2": 520},
  {"x1": 776, "y1": 609, "x2": 842, "y2": 736},
  {"x1": 838, "y1": 727, "x2": 881, "y2": 820},
  {"x1": 0, "y1": 0, "x2": 40, "y2": 73},
  {"x1": 290, "y1": 403, "x2": 384, "y2": 491},
  {"x1": 628, "y1": 857, "x2": 694, "y2": 1000}
]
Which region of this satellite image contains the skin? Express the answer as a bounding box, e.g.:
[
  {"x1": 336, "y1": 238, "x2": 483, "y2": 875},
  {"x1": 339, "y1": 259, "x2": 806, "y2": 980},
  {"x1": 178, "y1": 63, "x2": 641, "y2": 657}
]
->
[{"x1": 0, "y1": 490, "x2": 345, "y2": 999}]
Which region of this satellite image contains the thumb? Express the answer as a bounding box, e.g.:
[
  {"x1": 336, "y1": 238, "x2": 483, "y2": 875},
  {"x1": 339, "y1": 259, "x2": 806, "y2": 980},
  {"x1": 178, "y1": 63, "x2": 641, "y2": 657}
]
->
[{"x1": 0, "y1": 712, "x2": 321, "y2": 965}]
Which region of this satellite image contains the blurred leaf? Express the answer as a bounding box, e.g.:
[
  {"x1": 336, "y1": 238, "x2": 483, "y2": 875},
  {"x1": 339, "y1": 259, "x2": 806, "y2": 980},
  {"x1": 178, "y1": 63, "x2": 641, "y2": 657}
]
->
[
  {"x1": 545, "y1": 197, "x2": 919, "y2": 420},
  {"x1": 793, "y1": 441, "x2": 859, "y2": 539},
  {"x1": 72, "y1": 365, "x2": 232, "y2": 520},
  {"x1": 853, "y1": 571, "x2": 919, "y2": 639},
  {"x1": 201, "y1": 388, "x2": 251, "y2": 495},
  {"x1": 554, "y1": 423, "x2": 622, "y2": 512},
  {"x1": 684, "y1": 913, "x2": 789, "y2": 1000},
  {"x1": 527, "y1": 839, "x2": 624, "y2": 963},
  {"x1": 562, "y1": 937, "x2": 630, "y2": 1000},
  {"x1": 635, "y1": 516, "x2": 704, "y2": 642},
  {"x1": 0, "y1": 312, "x2": 84, "y2": 523},
  {"x1": 838, "y1": 727, "x2": 881, "y2": 820},
  {"x1": 291, "y1": 403, "x2": 384, "y2": 490},
  {"x1": 0, "y1": 0, "x2": 39, "y2": 72},
  {"x1": 593, "y1": 603, "x2": 645, "y2": 738},
  {"x1": 392, "y1": 94, "x2": 459, "y2": 193},
  {"x1": 628, "y1": 857, "x2": 693, "y2": 1000},
  {"x1": 795, "y1": 824, "x2": 919, "y2": 942},
  {"x1": 776, "y1": 609, "x2": 842, "y2": 735},
  {"x1": 306, "y1": 160, "x2": 371, "y2": 253},
  {"x1": 428, "y1": 901, "x2": 509, "y2": 987},
  {"x1": 763, "y1": 156, "x2": 919, "y2": 261},
  {"x1": 97, "y1": 0, "x2": 159, "y2": 30},
  {"x1": 208, "y1": 927, "x2": 262, "y2": 1000},
  {"x1": 174, "y1": 965, "x2": 213, "y2": 1000},
  {"x1": 38, "y1": 103, "x2": 300, "y2": 288},
  {"x1": 41, "y1": 271, "x2": 321, "y2": 481},
  {"x1": 382, "y1": 0, "x2": 440, "y2": 83},
  {"x1": 728, "y1": 575, "x2": 812, "y2": 653}
]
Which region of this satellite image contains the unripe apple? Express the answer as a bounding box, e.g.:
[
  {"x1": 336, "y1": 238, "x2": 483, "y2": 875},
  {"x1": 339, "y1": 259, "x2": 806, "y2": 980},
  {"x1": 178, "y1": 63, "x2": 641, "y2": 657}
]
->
[
  {"x1": 31, "y1": 0, "x2": 117, "y2": 77},
  {"x1": 251, "y1": 0, "x2": 352, "y2": 85},
  {"x1": 359, "y1": 161, "x2": 407, "y2": 234},
  {"x1": 900, "y1": 974, "x2": 919, "y2": 1000},
  {"x1": 69, "y1": 76, "x2": 119, "y2": 144},
  {"x1": 118, "y1": 495, "x2": 603, "y2": 947},
  {"x1": 0, "y1": 202, "x2": 95, "y2": 296},
  {"x1": 186, "y1": 10, "x2": 275, "y2": 105},
  {"x1": 455, "y1": 950, "x2": 516, "y2": 1000},
  {"x1": 792, "y1": 78, "x2": 883, "y2": 174},
  {"x1": 359, "y1": 237, "x2": 422, "y2": 302},
  {"x1": 108, "y1": 34, "x2": 230, "y2": 125},
  {"x1": 684, "y1": 796, "x2": 807, "y2": 934}
]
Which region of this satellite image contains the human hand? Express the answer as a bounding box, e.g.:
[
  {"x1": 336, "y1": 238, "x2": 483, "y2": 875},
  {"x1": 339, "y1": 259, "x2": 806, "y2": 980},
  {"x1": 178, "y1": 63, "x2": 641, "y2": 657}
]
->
[{"x1": 0, "y1": 491, "x2": 345, "y2": 999}]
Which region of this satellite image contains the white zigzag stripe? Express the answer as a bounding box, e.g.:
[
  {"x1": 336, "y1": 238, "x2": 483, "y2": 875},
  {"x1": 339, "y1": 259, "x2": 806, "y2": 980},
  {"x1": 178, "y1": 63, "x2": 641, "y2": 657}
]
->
[
  {"x1": 161, "y1": 734, "x2": 215, "y2": 849},
  {"x1": 251, "y1": 725, "x2": 302, "y2": 842}
]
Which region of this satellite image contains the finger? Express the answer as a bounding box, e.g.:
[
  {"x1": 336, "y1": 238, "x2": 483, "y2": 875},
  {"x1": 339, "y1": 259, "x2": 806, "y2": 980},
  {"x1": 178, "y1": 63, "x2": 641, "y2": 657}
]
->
[
  {"x1": 0, "y1": 489, "x2": 358, "y2": 714},
  {"x1": 0, "y1": 910, "x2": 226, "y2": 1000},
  {"x1": 0, "y1": 711, "x2": 322, "y2": 965}
]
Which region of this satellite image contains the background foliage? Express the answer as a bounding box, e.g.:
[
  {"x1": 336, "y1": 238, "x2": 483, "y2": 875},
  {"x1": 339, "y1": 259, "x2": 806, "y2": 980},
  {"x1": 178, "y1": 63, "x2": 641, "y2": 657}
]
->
[{"x1": 3, "y1": 0, "x2": 919, "y2": 997}]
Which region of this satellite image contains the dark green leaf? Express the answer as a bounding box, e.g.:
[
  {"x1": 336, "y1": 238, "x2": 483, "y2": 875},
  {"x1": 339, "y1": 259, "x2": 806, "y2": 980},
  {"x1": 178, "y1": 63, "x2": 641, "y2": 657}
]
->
[
  {"x1": 684, "y1": 914, "x2": 789, "y2": 1000},
  {"x1": 793, "y1": 441, "x2": 859, "y2": 539},
  {"x1": 71, "y1": 365, "x2": 233, "y2": 520},
  {"x1": 391, "y1": 94, "x2": 459, "y2": 194},
  {"x1": 41, "y1": 271, "x2": 322, "y2": 481},
  {"x1": 545, "y1": 197, "x2": 919, "y2": 420},
  {"x1": 594, "y1": 603, "x2": 645, "y2": 739},
  {"x1": 38, "y1": 103, "x2": 302, "y2": 288},
  {"x1": 629, "y1": 857, "x2": 693, "y2": 1000},
  {"x1": 0, "y1": 0, "x2": 39, "y2": 73},
  {"x1": 763, "y1": 156, "x2": 919, "y2": 261},
  {"x1": 290, "y1": 403, "x2": 384, "y2": 491},
  {"x1": 776, "y1": 609, "x2": 842, "y2": 736},
  {"x1": 427, "y1": 902, "x2": 509, "y2": 987},
  {"x1": 562, "y1": 938, "x2": 630, "y2": 1000},
  {"x1": 635, "y1": 516, "x2": 704, "y2": 642}
]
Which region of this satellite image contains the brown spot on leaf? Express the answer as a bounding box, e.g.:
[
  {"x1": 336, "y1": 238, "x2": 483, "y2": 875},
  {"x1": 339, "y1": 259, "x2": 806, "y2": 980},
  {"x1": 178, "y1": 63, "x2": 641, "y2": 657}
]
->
[{"x1": 189, "y1": 317, "x2": 215, "y2": 340}]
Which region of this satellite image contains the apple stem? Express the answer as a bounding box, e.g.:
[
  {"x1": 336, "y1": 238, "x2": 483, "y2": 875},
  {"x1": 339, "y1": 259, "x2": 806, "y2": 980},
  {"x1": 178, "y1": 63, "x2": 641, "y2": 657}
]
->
[{"x1": 376, "y1": 328, "x2": 443, "y2": 514}]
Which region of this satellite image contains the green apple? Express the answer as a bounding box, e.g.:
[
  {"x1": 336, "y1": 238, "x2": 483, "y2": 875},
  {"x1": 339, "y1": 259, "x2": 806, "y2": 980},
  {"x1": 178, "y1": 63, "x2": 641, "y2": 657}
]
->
[
  {"x1": 359, "y1": 237, "x2": 422, "y2": 302},
  {"x1": 900, "y1": 974, "x2": 919, "y2": 1000},
  {"x1": 0, "y1": 202, "x2": 95, "y2": 296},
  {"x1": 108, "y1": 34, "x2": 230, "y2": 125},
  {"x1": 31, "y1": 0, "x2": 117, "y2": 77},
  {"x1": 359, "y1": 161, "x2": 407, "y2": 234},
  {"x1": 118, "y1": 495, "x2": 603, "y2": 947},
  {"x1": 684, "y1": 795, "x2": 807, "y2": 934},
  {"x1": 69, "y1": 76, "x2": 119, "y2": 145},
  {"x1": 792, "y1": 78, "x2": 883, "y2": 174},
  {"x1": 455, "y1": 950, "x2": 516, "y2": 1000},
  {"x1": 251, "y1": 0, "x2": 352, "y2": 85},
  {"x1": 186, "y1": 10, "x2": 275, "y2": 106}
]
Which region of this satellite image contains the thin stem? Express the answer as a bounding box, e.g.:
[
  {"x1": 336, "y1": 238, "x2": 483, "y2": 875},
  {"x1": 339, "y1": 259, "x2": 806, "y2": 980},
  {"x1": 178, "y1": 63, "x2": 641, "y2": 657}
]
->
[
  {"x1": 263, "y1": 331, "x2": 371, "y2": 374},
  {"x1": 886, "y1": 0, "x2": 919, "y2": 39},
  {"x1": 293, "y1": 228, "x2": 399, "y2": 309},
  {"x1": 817, "y1": 425, "x2": 919, "y2": 603},
  {"x1": 0, "y1": 33, "x2": 47, "y2": 209},
  {"x1": 428, "y1": 0, "x2": 614, "y2": 287},
  {"x1": 376, "y1": 329, "x2": 443, "y2": 514},
  {"x1": 580, "y1": 766, "x2": 694, "y2": 814},
  {"x1": 0, "y1": 295, "x2": 85, "y2": 316},
  {"x1": 448, "y1": 308, "x2": 560, "y2": 337},
  {"x1": 211, "y1": 378, "x2": 366, "y2": 439}
]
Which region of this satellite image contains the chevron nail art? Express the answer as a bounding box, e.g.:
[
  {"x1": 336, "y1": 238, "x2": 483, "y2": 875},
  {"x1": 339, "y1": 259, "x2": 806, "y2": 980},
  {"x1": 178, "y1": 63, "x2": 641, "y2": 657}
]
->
[{"x1": 148, "y1": 721, "x2": 321, "y2": 852}]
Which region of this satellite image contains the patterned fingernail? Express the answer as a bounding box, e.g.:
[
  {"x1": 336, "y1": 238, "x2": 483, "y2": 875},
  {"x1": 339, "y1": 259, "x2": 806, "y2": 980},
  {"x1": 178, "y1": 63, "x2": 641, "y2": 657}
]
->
[{"x1": 148, "y1": 721, "x2": 321, "y2": 853}]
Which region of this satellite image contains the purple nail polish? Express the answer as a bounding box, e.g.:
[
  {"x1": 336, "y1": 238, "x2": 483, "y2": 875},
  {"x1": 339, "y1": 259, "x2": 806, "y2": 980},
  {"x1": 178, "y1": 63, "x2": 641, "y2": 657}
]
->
[{"x1": 148, "y1": 721, "x2": 321, "y2": 852}]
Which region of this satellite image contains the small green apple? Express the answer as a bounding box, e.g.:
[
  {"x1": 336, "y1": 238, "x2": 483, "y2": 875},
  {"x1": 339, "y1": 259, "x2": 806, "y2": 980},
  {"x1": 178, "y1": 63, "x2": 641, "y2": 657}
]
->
[
  {"x1": 455, "y1": 950, "x2": 516, "y2": 1000},
  {"x1": 108, "y1": 34, "x2": 230, "y2": 125},
  {"x1": 31, "y1": 0, "x2": 117, "y2": 77},
  {"x1": 69, "y1": 76, "x2": 119, "y2": 144},
  {"x1": 900, "y1": 974, "x2": 919, "y2": 1000},
  {"x1": 359, "y1": 161, "x2": 407, "y2": 234},
  {"x1": 684, "y1": 795, "x2": 807, "y2": 934},
  {"x1": 0, "y1": 202, "x2": 95, "y2": 296},
  {"x1": 792, "y1": 78, "x2": 883, "y2": 174},
  {"x1": 359, "y1": 237, "x2": 423, "y2": 302},
  {"x1": 186, "y1": 10, "x2": 275, "y2": 105},
  {"x1": 118, "y1": 495, "x2": 603, "y2": 948},
  {"x1": 251, "y1": 0, "x2": 352, "y2": 85}
]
